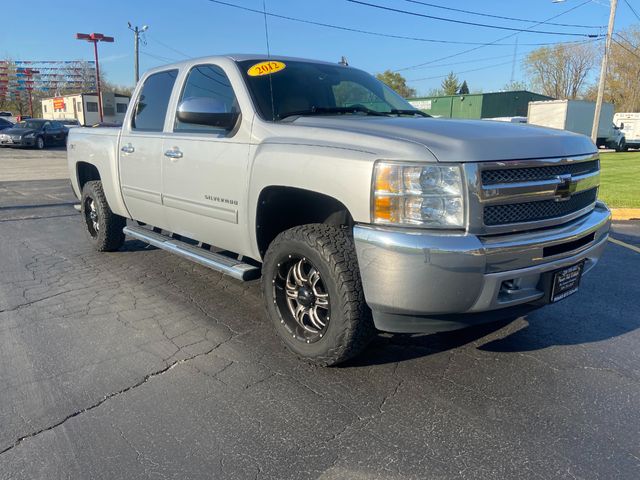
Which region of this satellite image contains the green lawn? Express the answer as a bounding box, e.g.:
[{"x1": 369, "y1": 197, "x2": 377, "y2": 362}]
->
[{"x1": 598, "y1": 151, "x2": 640, "y2": 208}]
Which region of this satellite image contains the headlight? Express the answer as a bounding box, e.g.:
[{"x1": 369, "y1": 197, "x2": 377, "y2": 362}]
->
[{"x1": 372, "y1": 162, "x2": 465, "y2": 228}]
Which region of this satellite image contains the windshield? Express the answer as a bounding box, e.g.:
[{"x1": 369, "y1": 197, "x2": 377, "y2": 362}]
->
[
  {"x1": 16, "y1": 121, "x2": 44, "y2": 129},
  {"x1": 238, "y1": 59, "x2": 420, "y2": 121}
]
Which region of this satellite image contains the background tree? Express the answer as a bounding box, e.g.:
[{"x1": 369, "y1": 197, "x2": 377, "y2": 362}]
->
[
  {"x1": 441, "y1": 72, "x2": 460, "y2": 95},
  {"x1": 524, "y1": 42, "x2": 596, "y2": 99},
  {"x1": 375, "y1": 70, "x2": 416, "y2": 98},
  {"x1": 502, "y1": 80, "x2": 528, "y2": 91},
  {"x1": 458, "y1": 80, "x2": 469, "y2": 94},
  {"x1": 583, "y1": 26, "x2": 640, "y2": 111}
]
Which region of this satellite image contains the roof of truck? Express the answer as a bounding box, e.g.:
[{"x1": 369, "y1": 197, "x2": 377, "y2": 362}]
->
[{"x1": 145, "y1": 54, "x2": 345, "y2": 72}]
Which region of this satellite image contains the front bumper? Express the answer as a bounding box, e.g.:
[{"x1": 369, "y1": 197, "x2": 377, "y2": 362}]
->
[
  {"x1": 354, "y1": 202, "x2": 611, "y2": 333},
  {"x1": 0, "y1": 137, "x2": 35, "y2": 147}
]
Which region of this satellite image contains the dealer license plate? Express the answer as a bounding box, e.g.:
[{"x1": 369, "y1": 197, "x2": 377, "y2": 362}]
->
[{"x1": 550, "y1": 261, "x2": 584, "y2": 303}]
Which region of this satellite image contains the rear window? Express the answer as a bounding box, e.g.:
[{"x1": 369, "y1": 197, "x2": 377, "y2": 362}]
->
[{"x1": 132, "y1": 70, "x2": 178, "y2": 131}]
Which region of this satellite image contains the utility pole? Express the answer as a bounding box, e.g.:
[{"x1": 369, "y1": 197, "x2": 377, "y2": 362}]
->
[
  {"x1": 76, "y1": 33, "x2": 115, "y2": 123},
  {"x1": 22, "y1": 68, "x2": 39, "y2": 118},
  {"x1": 591, "y1": 0, "x2": 618, "y2": 143},
  {"x1": 128, "y1": 23, "x2": 148, "y2": 84}
]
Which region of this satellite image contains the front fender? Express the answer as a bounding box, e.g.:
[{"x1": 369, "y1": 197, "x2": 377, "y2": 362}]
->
[{"x1": 246, "y1": 142, "x2": 375, "y2": 258}]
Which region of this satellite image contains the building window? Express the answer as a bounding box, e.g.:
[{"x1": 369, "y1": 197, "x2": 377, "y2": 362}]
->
[
  {"x1": 116, "y1": 103, "x2": 127, "y2": 114},
  {"x1": 86, "y1": 102, "x2": 99, "y2": 113},
  {"x1": 44, "y1": 105, "x2": 47, "y2": 113}
]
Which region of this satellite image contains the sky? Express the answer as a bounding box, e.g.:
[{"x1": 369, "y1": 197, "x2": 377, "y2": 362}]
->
[{"x1": 1, "y1": 0, "x2": 638, "y2": 95}]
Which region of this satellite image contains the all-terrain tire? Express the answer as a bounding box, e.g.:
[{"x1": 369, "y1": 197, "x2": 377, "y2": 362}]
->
[
  {"x1": 262, "y1": 224, "x2": 375, "y2": 366},
  {"x1": 81, "y1": 180, "x2": 126, "y2": 252}
]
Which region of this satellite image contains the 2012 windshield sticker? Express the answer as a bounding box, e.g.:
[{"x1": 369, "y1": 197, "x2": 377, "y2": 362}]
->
[{"x1": 247, "y1": 61, "x2": 286, "y2": 77}]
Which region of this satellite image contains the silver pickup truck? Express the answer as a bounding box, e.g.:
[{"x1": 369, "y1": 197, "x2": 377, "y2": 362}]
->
[{"x1": 67, "y1": 55, "x2": 611, "y2": 365}]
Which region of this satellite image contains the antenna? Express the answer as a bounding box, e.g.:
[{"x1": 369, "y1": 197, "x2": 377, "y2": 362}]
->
[
  {"x1": 262, "y1": 0, "x2": 276, "y2": 120},
  {"x1": 510, "y1": 36, "x2": 519, "y2": 85},
  {"x1": 262, "y1": 0, "x2": 271, "y2": 57}
]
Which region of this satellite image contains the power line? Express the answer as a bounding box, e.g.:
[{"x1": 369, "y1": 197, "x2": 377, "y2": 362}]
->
[
  {"x1": 408, "y1": 60, "x2": 515, "y2": 82},
  {"x1": 140, "y1": 51, "x2": 180, "y2": 63},
  {"x1": 347, "y1": 0, "x2": 601, "y2": 37},
  {"x1": 401, "y1": 0, "x2": 604, "y2": 29},
  {"x1": 203, "y1": 0, "x2": 594, "y2": 47},
  {"x1": 612, "y1": 35, "x2": 640, "y2": 60},
  {"x1": 394, "y1": 0, "x2": 596, "y2": 72},
  {"x1": 407, "y1": 38, "x2": 600, "y2": 83},
  {"x1": 623, "y1": 0, "x2": 640, "y2": 21},
  {"x1": 145, "y1": 34, "x2": 191, "y2": 59}
]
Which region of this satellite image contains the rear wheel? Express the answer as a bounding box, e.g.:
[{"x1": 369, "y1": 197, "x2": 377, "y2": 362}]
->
[
  {"x1": 81, "y1": 180, "x2": 125, "y2": 252},
  {"x1": 262, "y1": 224, "x2": 374, "y2": 366}
]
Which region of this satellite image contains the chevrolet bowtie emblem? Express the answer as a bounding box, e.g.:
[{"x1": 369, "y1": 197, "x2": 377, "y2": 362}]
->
[{"x1": 554, "y1": 174, "x2": 577, "y2": 201}]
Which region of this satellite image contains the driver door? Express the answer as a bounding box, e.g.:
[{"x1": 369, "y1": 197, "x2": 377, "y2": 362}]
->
[{"x1": 161, "y1": 63, "x2": 251, "y2": 253}]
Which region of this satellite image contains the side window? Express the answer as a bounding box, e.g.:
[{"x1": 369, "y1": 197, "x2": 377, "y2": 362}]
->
[
  {"x1": 174, "y1": 64, "x2": 239, "y2": 133},
  {"x1": 116, "y1": 103, "x2": 128, "y2": 114},
  {"x1": 132, "y1": 69, "x2": 178, "y2": 132},
  {"x1": 86, "y1": 102, "x2": 98, "y2": 112}
]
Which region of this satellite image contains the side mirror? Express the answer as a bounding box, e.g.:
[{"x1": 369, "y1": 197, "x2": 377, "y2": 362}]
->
[
  {"x1": 620, "y1": 122, "x2": 625, "y2": 130},
  {"x1": 177, "y1": 97, "x2": 240, "y2": 130}
]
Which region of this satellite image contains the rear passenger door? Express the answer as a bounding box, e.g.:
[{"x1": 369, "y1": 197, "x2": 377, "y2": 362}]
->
[
  {"x1": 161, "y1": 63, "x2": 251, "y2": 253},
  {"x1": 119, "y1": 69, "x2": 178, "y2": 230}
]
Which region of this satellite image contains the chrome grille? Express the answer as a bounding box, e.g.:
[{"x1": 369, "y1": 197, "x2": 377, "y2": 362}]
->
[
  {"x1": 465, "y1": 153, "x2": 601, "y2": 235},
  {"x1": 484, "y1": 188, "x2": 598, "y2": 226},
  {"x1": 482, "y1": 160, "x2": 599, "y2": 185}
]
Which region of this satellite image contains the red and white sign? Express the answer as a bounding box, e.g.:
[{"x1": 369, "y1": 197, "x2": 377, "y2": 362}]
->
[{"x1": 53, "y1": 97, "x2": 65, "y2": 110}]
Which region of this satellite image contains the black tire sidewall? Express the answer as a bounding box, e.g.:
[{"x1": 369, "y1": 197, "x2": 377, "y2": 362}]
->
[
  {"x1": 36, "y1": 136, "x2": 44, "y2": 149},
  {"x1": 262, "y1": 225, "x2": 373, "y2": 365},
  {"x1": 80, "y1": 181, "x2": 125, "y2": 251},
  {"x1": 81, "y1": 182, "x2": 107, "y2": 247}
]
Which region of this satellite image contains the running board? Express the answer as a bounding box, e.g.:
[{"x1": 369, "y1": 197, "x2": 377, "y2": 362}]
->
[{"x1": 123, "y1": 226, "x2": 261, "y2": 281}]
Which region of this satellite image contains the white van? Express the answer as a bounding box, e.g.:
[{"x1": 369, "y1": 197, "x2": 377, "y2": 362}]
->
[{"x1": 614, "y1": 113, "x2": 640, "y2": 150}]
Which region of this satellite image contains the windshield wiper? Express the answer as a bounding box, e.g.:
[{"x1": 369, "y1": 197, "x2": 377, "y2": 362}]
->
[
  {"x1": 279, "y1": 105, "x2": 389, "y2": 120},
  {"x1": 389, "y1": 109, "x2": 431, "y2": 117}
]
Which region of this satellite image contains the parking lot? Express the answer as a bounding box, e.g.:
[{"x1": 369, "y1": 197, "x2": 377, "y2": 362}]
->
[{"x1": 0, "y1": 147, "x2": 639, "y2": 479}]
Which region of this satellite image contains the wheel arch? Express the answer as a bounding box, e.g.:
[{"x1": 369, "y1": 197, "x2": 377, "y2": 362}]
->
[
  {"x1": 76, "y1": 161, "x2": 101, "y2": 192},
  {"x1": 255, "y1": 186, "x2": 355, "y2": 258}
]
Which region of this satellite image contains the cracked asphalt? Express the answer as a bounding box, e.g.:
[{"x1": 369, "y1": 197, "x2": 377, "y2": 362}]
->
[{"x1": 1, "y1": 148, "x2": 639, "y2": 479}]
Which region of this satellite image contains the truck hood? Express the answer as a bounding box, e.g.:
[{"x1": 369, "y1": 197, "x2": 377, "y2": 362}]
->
[{"x1": 290, "y1": 116, "x2": 597, "y2": 162}]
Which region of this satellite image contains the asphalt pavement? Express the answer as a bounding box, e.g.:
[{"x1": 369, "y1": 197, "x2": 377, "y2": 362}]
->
[{"x1": 0, "y1": 147, "x2": 639, "y2": 479}]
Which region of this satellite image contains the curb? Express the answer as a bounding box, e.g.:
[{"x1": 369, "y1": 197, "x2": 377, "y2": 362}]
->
[{"x1": 611, "y1": 208, "x2": 640, "y2": 221}]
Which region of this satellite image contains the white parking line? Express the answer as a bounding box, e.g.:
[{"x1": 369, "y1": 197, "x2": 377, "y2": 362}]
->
[{"x1": 608, "y1": 237, "x2": 640, "y2": 254}]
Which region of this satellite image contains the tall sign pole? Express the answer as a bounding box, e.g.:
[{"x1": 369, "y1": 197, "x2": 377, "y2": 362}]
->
[
  {"x1": 76, "y1": 33, "x2": 114, "y2": 123},
  {"x1": 591, "y1": 0, "x2": 618, "y2": 143}
]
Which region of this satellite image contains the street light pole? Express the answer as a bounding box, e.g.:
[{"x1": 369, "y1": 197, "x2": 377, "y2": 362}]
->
[
  {"x1": 591, "y1": 0, "x2": 618, "y2": 143},
  {"x1": 76, "y1": 32, "x2": 115, "y2": 124},
  {"x1": 128, "y1": 23, "x2": 148, "y2": 84}
]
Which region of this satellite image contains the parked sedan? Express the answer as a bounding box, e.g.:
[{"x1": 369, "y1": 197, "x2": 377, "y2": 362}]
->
[
  {"x1": 0, "y1": 117, "x2": 13, "y2": 131},
  {"x1": 0, "y1": 119, "x2": 68, "y2": 149}
]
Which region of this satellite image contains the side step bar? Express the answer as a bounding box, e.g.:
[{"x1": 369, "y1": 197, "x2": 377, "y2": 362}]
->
[{"x1": 123, "y1": 225, "x2": 261, "y2": 281}]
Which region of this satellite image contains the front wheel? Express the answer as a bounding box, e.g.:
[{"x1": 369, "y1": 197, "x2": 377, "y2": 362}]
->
[
  {"x1": 81, "y1": 180, "x2": 126, "y2": 251},
  {"x1": 35, "y1": 136, "x2": 44, "y2": 150},
  {"x1": 615, "y1": 139, "x2": 626, "y2": 152},
  {"x1": 262, "y1": 224, "x2": 374, "y2": 366}
]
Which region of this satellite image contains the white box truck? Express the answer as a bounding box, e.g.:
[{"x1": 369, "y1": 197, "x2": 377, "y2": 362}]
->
[
  {"x1": 528, "y1": 100, "x2": 626, "y2": 151},
  {"x1": 614, "y1": 112, "x2": 639, "y2": 150}
]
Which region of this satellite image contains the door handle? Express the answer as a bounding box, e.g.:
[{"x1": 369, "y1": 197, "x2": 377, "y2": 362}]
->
[
  {"x1": 121, "y1": 144, "x2": 135, "y2": 154},
  {"x1": 164, "y1": 148, "x2": 183, "y2": 159}
]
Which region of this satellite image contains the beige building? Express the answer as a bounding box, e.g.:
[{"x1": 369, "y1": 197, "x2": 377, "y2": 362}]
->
[{"x1": 41, "y1": 92, "x2": 130, "y2": 126}]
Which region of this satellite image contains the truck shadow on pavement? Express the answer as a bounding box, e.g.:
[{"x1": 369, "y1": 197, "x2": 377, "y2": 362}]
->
[{"x1": 350, "y1": 247, "x2": 639, "y2": 366}]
